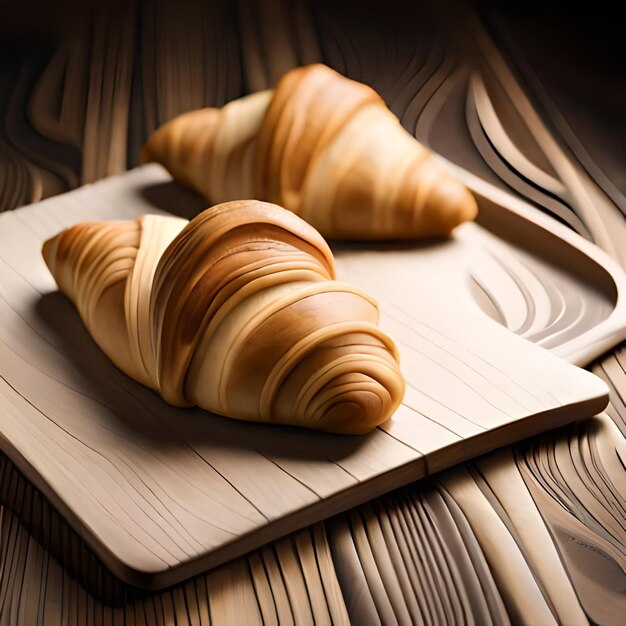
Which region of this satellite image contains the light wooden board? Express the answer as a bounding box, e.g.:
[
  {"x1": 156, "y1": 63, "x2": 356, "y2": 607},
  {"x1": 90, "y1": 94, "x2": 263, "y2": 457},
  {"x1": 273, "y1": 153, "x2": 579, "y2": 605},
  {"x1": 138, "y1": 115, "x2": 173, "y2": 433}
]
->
[{"x1": 0, "y1": 164, "x2": 617, "y2": 589}]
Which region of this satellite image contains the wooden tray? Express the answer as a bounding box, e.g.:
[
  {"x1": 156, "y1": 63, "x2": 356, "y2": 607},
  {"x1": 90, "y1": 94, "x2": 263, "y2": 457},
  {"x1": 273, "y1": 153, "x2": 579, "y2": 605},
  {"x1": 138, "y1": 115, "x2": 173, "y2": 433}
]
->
[{"x1": 0, "y1": 164, "x2": 621, "y2": 589}]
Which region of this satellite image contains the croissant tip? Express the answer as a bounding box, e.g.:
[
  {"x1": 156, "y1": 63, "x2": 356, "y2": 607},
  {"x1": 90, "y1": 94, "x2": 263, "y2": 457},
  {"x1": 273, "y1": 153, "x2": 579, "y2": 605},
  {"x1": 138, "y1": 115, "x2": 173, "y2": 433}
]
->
[
  {"x1": 464, "y1": 190, "x2": 480, "y2": 223},
  {"x1": 141, "y1": 120, "x2": 172, "y2": 165},
  {"x1": 141, "y1": 123, "x2": 172, "y2": 165},
  {"x1": 41, "y1": 235, "x2": 59, "y2": 275},
  {"x1": 438, "y1": 180, "x2": 480, "y2": 235},
  {"x1": 140, "y1": 144, "x2": 153, "y2": 165},
  {"x1": 450, "y1": 194, "x2": 479, "y2": 234}
]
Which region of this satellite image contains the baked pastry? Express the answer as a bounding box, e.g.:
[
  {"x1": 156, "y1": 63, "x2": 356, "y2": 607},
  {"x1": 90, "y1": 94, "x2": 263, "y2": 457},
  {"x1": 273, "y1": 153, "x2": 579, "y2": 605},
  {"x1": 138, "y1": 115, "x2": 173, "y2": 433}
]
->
[
  {"x1": 42, "y1": 200, "x2": 404, "y2": 434},
  {"x1": 142, "y1": 63, "x2": 477, "y2": 240}
]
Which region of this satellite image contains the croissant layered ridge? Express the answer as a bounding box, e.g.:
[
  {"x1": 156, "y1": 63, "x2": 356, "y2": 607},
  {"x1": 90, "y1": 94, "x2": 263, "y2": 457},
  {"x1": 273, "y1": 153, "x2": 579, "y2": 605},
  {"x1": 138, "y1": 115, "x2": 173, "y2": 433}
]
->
[
  {"x1": 41, "y1": 215, "x2": 188, "y2": 389},
  {"x1": 42, "y1": 201, "x2": 405, "y2": 434},
  {"x1": 143, "y1": 63, "x2": 478, "y2": 240}
]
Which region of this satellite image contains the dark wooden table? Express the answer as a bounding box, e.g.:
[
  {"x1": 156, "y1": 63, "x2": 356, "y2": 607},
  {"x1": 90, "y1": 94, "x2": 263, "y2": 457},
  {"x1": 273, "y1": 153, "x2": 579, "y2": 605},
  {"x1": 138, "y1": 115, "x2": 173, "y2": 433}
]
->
[{"x1": 0, "y1": 1, "x2": 624, "y2": 623}]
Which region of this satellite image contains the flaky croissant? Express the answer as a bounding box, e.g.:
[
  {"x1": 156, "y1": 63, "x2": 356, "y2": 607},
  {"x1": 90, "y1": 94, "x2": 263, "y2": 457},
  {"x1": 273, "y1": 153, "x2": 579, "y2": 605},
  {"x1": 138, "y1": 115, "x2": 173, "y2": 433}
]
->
[
  {"x1": 142, "y1": 63, "x2": 478, "y2": 240},
  {"x1": 42, "y1": 200, "x2": 404, "y2": 434}
]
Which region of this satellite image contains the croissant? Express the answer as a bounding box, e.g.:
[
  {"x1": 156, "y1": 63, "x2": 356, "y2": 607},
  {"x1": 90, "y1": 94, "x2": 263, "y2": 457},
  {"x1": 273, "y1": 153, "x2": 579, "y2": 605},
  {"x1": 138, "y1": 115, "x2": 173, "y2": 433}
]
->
[
  {"x1": 142, "y1": 63, "x2": 478, "y2": 240},
  {"x1": 42, "y1": 200, "x2": 404, "y2": 434}
]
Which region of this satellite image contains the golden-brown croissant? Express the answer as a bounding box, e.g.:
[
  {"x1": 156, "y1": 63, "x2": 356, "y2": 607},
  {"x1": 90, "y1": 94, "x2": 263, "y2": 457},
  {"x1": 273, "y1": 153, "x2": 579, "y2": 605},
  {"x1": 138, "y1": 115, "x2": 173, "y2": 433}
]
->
[
  {"x1": 142, "y1": 64, "x2": 478, "y2": 240},
  {"x1": 42, "y1": 200, "x2": 404, "y2": 434}
]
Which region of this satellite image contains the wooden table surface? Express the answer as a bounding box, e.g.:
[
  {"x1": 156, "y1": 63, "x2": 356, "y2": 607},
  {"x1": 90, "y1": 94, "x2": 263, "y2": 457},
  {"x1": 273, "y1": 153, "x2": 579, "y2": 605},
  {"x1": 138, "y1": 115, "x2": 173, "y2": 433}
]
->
[{"x1": 0, "y1": 1, "x2": 624, "y2": 624}]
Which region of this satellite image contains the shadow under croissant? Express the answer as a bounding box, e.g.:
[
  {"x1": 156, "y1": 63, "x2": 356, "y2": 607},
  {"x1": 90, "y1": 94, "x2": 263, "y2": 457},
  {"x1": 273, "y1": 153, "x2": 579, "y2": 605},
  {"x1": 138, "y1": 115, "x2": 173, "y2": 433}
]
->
[
  {"x1": 330, "y1": 236, "x2": 452, "y2": 253},
  {"x1": 136, "y1": 178, "x2": 456, "y2": 250},
  {"x1": 34, "y1": 292, "x2": 373, "y2": 461},
  {"x1": 135, "y1": 180, "x2": 207, "y2": 219}
]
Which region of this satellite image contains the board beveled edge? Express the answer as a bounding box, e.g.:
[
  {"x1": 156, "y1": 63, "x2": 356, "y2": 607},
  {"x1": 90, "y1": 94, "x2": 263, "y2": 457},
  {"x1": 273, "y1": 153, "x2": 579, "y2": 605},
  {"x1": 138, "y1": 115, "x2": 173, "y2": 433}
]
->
[{"x1": 0, "y1": 375, "x2": 608, "y2": 590}]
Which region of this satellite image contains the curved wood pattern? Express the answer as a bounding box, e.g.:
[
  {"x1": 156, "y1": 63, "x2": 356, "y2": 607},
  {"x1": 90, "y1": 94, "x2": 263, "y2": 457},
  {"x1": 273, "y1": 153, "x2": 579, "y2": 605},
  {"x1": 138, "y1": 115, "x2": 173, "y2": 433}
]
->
[
  {"x1": 0, "y1": 0, "x2": 624, "y2": 622},
  {"x1": 516, "y1": 414, "x2": 625, "y2": 624}
]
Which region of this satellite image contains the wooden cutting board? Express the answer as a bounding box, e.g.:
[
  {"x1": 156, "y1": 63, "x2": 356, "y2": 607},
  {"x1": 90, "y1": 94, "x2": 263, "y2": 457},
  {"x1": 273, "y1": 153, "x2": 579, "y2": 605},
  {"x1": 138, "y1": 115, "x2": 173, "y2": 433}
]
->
[{"x1": 0, "y1": 164, "x2": 620, "y2": 589}]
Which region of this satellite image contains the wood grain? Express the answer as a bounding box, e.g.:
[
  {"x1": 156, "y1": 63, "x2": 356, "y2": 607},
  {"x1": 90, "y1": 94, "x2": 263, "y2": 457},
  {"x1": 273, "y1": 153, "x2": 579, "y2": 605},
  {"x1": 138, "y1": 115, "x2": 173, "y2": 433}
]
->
[
  {"x1": 0, "y1": 0, "x2": 624, "y2": 622},
  {"x1": 0, "y1": 454, "x2": 350, "y2": 625}
]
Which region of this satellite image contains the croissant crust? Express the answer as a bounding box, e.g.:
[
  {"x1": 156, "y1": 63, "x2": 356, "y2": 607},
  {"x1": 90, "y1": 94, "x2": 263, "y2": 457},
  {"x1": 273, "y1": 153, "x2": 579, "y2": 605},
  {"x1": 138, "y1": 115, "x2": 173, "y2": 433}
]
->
[
  {"x1": 142, "y1": 63, "x2": 478, "y2": 240},
  {"x1": 42, "y1": 200, "x2": 405, "y2": 434}
]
